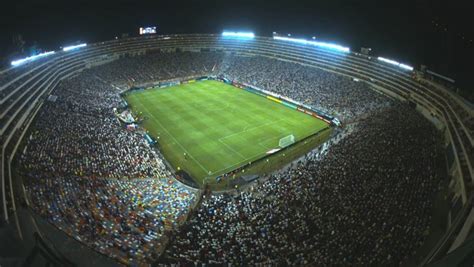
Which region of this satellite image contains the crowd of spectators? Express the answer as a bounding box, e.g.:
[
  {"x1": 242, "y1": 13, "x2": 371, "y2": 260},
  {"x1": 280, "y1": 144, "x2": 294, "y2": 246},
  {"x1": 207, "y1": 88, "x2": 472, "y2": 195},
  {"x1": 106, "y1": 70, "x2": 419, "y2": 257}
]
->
[
  {"x1": 21, "y1": 75, "x2": 171, "y2": 179},
  {"x1": 93, "y1": 51, "x2": 222, "y2": 87},
  {"x1": 94, "y1": 52, "x2": 391, "y2": 123},
  {"x1": 18, "y1": 51, "x2": 445, "y2": 265},
  {"x1": 165, "y1": 103, "x2": 445, "y2": 265},
  {"x1": 19, "y1": 70, "x2": 199, "y2": 263},
  {"x1": 219, "y1": 54, "x2": 391, "y2": 122},
  {"x1": 26, "y1": 175, "x2": 197, "y2": 264}
]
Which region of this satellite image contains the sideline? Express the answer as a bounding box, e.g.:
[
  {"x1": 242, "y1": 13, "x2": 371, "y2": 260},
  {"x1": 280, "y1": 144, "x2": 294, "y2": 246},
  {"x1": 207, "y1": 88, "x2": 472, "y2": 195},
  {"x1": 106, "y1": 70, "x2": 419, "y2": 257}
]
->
[{"x1": 136, "y1": 96, "x2": 210, "y2": 174}]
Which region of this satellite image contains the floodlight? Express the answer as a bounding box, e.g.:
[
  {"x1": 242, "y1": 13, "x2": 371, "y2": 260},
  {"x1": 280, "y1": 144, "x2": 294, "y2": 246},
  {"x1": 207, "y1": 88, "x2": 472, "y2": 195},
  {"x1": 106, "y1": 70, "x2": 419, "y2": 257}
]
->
[
  {"x1": 273, "y1": 36, "x2": 350, "y2": 53},
  {"x1": 378, "y1": 57, "x2": 414, "y2": 71},
  {"x1": 63, "y1": 43, "x2": 87, "y2": 52},
  {"x1": 222, "y1": 31, "x2": 255, "y2": 38},
  {"x1": 11, "y1": 51, "x2": 56, "y2": 66}
]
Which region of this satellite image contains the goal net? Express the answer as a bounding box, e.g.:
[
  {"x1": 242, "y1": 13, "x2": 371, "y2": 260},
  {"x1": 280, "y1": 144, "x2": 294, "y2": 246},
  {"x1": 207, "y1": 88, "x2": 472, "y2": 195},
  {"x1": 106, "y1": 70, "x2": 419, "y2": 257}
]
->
[{"x1": 279, "y1": 134, "x2": 295, "y2": 148}]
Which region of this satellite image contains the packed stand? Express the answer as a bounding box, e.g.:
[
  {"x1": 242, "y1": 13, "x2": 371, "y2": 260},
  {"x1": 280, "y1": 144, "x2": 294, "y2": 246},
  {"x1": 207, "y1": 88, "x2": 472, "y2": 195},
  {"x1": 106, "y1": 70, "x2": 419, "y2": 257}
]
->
[
  {"x1": 165, "y1": 103, "x2": 445, "y2": 266},
  {"x1": 21, "y1": 73, "x2": 172, "y2": 179},
  {"x1": 92, "y1": 52, "x2": 391, "y2": 124},
  {"x1": 18, "y1": 51, "x2": 445, "y2": 265},
  {"x1": 19, "y1": 68, "x2": 200, "y2": 263},
  {"x1": 93, "y1": 51, "x2": 222, "y2": 86},
  {"x1": 220, "y1": 54, "x2": 391, "y2": 122},
  {"x1": 25, "y1": 176, "x2": 197, "y2": 264}
]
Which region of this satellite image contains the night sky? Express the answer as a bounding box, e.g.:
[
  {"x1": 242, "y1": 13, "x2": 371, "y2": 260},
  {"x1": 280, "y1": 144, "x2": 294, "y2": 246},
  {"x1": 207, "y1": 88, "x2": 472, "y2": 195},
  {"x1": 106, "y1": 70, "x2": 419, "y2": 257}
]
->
[{"x1": 1, "y1": 0, "x2": 473, "y2": 94}]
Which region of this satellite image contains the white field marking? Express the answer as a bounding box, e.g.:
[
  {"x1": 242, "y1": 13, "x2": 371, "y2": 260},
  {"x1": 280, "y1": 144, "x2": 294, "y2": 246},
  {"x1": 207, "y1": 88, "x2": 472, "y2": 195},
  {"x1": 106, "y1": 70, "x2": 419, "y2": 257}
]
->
[
  {"x1": 218, "y1": 139, "x2": 247, "y2": 160},
  {"x1": 219, "y1": 118, "x2": 285, "y2": 142},
  {"x1": 137, "y1": 97, "x2": 210, "y2": 174},
  {"x1": 208, "y1": 115, "x2": 323, "y2": 177},
  {"x1": 257, "y1": 134, "x2": 285, "y2": 150},
  {"x1": 207, "y1": 148, "x2": 268, "y2": 177},
  {"x1": 255, "y1": 119, "x2": 302, "y2": 151},
  {"x1": 207, "y1": 130, "x2": 297, "y2": 176},
  {"x1": 209, "y1": 125, "x2": 316, "y2": 177},
  {"x1": 242, "y1": 121, "x2": 252, "y2": 131},
  {"x1": 209, "y1": 119, "x2": 290, "y2": 176}
]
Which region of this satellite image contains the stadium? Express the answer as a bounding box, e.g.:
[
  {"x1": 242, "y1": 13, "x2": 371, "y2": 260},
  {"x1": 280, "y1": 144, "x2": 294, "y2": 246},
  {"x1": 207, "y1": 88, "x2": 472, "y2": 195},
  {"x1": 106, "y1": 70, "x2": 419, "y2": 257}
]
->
[{"x1": 0, "y1": 30, "x2": 473, "y2": 266}]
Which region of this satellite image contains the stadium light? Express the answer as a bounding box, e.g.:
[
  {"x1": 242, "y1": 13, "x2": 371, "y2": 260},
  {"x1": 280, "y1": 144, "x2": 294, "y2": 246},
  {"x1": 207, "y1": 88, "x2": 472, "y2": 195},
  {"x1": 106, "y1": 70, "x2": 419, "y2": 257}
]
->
[
  {"x1": 273, "y1": 36, "x2": 350, "y2": 53},
  {"x1": 378, "y1": 57, "x2": 414, "y2": 71},
  {"x1": 222, "y1": 31, "x2": 255, "y2": 38},
  {"x1": 63, "y1": 43, "x2": 87, "y2": 52},
  {"x1": 377, "y1": 57, "x2": 399, "y2": 65},
  {"x1": 11, "y1": 51, "x2": 56, "y2": 67},
  {"x1": 399, "y1": 63, "x2": 414, "y2": 71}
]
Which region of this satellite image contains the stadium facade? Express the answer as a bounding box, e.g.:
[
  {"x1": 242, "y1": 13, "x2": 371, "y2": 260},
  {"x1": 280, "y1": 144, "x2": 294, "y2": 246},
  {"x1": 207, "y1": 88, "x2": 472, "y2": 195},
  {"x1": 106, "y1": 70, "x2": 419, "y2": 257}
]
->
[{"x1": 0, "y1": 33, "x2": 473, "y2": 265}]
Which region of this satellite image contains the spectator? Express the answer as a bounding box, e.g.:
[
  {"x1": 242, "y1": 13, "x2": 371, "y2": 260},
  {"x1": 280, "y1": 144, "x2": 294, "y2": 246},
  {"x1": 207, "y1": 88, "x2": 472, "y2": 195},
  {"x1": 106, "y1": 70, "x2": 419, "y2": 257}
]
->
[{"x1": 19, "y1": 52, "x2": 445, "y2": 265}]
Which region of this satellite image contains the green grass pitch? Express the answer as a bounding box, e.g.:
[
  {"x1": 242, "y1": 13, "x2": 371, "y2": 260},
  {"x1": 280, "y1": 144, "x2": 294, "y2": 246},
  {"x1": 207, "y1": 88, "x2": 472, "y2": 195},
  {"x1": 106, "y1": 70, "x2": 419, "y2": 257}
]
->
[{"x1": 125, "y1": 80, "x2": 329, "y2": 186}]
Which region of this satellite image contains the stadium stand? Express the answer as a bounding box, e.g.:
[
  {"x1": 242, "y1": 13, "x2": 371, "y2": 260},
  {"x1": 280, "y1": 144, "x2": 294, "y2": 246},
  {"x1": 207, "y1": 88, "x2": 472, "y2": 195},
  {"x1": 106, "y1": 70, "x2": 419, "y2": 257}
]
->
[
  {"x1": 165, "y1": 103, "x2": 445, "y2": 265},
  {"x1": 26, "y1": 177, "x2": 196, "y2": 264},
  {"x1": 0, "y1": 34, "x2": 472, "y2": 265},
  {"x1": 93, "y1": 51, "x2": 222, "y2": 87},
  {"x1": 20, "y1": 74, "x2": 173, "y2": 179},
  {"x1": 15, "y1": 69, "x2": 198, "y2": 263},
  {"x1": 219, "y1": 54, "x2": 391, "y2": 122}
]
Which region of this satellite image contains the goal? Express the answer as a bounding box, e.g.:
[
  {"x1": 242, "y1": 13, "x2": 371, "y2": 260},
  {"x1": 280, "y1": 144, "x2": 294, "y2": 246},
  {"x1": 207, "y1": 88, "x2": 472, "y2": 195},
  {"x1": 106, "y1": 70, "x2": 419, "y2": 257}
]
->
[{"x1": 279, "y1": 134, "x2": 295, "y2": 148}]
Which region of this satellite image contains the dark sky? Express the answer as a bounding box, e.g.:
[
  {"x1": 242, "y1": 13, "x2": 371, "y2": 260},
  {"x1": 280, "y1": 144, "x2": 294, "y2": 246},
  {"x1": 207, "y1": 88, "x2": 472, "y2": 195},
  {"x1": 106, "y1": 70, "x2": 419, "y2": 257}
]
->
[{"x1": 1, "y1": 0, "x2": 473, "y2": 92}]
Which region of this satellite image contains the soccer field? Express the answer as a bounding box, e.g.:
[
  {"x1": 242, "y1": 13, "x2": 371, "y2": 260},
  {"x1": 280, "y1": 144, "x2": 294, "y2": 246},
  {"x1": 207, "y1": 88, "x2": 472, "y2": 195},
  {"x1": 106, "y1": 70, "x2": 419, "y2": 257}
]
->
[{"x1": 125, "y1": 80, "x2": 329, "y2": 186}]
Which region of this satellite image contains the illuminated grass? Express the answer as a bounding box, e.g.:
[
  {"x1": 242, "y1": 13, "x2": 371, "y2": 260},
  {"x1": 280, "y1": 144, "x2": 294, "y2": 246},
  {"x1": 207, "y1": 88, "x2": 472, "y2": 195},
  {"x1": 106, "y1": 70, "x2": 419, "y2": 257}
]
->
[{"x1": 125, "y1": 80, "x2": 329, "y2": 187}]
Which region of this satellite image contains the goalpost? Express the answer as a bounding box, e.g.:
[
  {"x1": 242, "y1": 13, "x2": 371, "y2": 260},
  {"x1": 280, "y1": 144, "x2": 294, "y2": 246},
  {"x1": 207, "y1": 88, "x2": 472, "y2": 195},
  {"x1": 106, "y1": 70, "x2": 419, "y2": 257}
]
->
[{"x1": 279, "y1": 134, "x2": 295, "y2": 148}]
